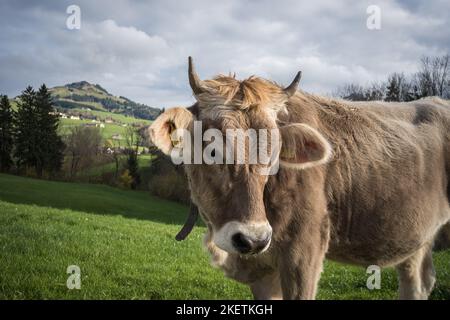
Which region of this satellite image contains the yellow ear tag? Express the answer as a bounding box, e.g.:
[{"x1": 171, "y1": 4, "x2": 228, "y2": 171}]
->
[
  {"x1": 168, "y1": 121, "x2": 181, "y2": 148},
  {"x1": 280, "y1": 148, "x2": 295, "y2": 160}
]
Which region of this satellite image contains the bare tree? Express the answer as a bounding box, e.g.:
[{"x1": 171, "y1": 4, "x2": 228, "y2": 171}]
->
[
  {"x1": 124, "y1": 125, "x2": 142, "y2": 152},
  {"x1": 364, "y1": 82, "x2": 386, "y2": 101},
  {"x1": 335, "y1": 82, "x2": 385, "y2": 101},
  {"x1": 104, "y1": 139, "x2": 122, "y2": 179},
  {"x1": 65, "y1": 126, "x2": 103, "y2": 178},
  {"x1": 417, "y1": 55, "x2": 449, "y2": 98},
  {"x1": 334, "y1": 83, "x2": 366, "y2": 101}
]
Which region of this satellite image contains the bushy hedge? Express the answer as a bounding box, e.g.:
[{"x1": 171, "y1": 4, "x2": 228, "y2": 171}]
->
[{"x1": 147, "y1": 150, "x2": 190, "y2": 204}]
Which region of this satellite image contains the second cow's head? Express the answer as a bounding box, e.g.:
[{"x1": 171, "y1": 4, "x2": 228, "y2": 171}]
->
[{"x1": 149, "y1": 57, "x2": 332, "y2": 255}]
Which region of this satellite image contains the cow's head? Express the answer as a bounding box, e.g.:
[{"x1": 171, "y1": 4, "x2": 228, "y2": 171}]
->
[{"x1": 149, "y1": 57, "x2": 332, "y2": 255}]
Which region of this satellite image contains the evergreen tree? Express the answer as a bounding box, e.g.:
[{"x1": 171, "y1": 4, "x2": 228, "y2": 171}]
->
[
  {"x1": 405, "y1": 84, "x2": 422, "y2": 102},
  {"x1": 0, "y1": 95, "x2": 14, "y2": 172},
  {"x1": 14, "y1": 86, "x2": 39, "y2": 173},
  {"x1": 385, "y1": 74, "x2": 401, "y2": 102},
  {"x1": 124, "y1": 126, "x2": 141, "y2": 189},
  {"x1": 35, "y1": 84, "x2": 64, "y2": 175},
  {"x1": 126, "y1": 149, "x2": 140, "y2": 190}
]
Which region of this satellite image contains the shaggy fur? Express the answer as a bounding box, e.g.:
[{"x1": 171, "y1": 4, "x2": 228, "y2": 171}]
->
[{"x1": 150, "y1": 73, "x2": 450, "y2": 300}]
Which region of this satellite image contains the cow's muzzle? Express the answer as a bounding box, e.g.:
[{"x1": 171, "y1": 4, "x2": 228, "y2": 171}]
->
[{"x1": 213, "y1": 221, "x2": 272, "y2": 255}]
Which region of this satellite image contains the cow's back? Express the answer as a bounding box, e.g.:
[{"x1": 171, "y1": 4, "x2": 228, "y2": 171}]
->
[
  {"x1": 345, "y1": 97, "x2": 450, "y2": 127},
  {"x1": 285, "y1": 94, "x2": 450, "y2": 266},
  {"x1": 348, "y1": 97, "x2": 450, "y2": 199}
]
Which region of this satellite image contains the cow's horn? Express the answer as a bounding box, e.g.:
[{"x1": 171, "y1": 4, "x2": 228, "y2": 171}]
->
[
  {"x1": 175, "y1": 202, "x2": 199, "y2": 241},
  {"x1": 283, "y1": 71, "x2": 302, "y2": 97},
  {"x1": 188, "y1": 56, "x2": 205, "y2": 95}
]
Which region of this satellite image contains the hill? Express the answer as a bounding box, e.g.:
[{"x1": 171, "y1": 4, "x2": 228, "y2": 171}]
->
[
  {"x1": 0, "y1": 173, "x2": 449, "y2": 299},
  {"x1": 0, "y1": 173, "x2": 248, "y2": 299},
  {"x1": 9, "y1": 81, "x2": 158, "y2": 144},
  {"x1": 50, "y1": 81, "x2": 161, "y2": 121}
]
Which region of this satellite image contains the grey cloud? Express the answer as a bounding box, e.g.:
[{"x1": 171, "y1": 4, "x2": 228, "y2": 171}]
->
[{"x1": 0, "y1": 0, "x2": 449, "y2": 107}]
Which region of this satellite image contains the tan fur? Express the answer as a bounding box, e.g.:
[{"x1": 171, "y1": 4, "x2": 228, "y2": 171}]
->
[
  {"x1": 396, "y1": 242, "x2": 436, "y2": 299},
  {"x1": 150, "y1": 74, "x2": 450, "y2": 300},
  {"x1": 148, "y1": 107, "x2": 193, "y2": 154},
  {"x1": 195, "y1": 76, "x2": 288, "y2": 119},
  {"x1": 279, "y1": 123, "x2": 333, "y2": 169}
]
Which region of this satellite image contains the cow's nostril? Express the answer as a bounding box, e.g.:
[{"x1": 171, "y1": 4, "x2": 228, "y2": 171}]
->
[
  {"x1": 253, "y1": 236, "x2": 271, "y2": 251},
  {"x1": 231, "y1": 232, "x2": 252, "y2": 254}
]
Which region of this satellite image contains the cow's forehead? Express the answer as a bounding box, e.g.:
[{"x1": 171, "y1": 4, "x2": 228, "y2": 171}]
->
[
  {"x1": 197, "y1": 106, "x2": 278, "y2": 133},
  {"x1": 192, "y1": 74, "x2": 288, "y2": 123},
  {"x1": 198, "y1": 107, "x2": 248, "y2": 129}
]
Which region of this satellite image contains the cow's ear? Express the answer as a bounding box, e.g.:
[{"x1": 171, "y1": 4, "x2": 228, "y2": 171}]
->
[
  {"x1": 279, "y1": 123, "x2": 332, "y2": 170},
  {"x1": 148, "y1": 107, "x2": 194, "y2": 155}
]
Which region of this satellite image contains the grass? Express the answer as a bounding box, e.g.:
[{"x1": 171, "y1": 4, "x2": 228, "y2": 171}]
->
[
  {"x1": 80, "y1": 160, "x2": 121, "y2": 178},
  {"x1": 51, "y1": 86, "x2": 115, "y2": 104},
  {"x1": 59, "y1": 119, "x2": 128, "y2": 146},
  {"x1": 0, "y1": 173, "x2": 449, "y2": 300},
  {"x1": 10, "y1": 95, "x2": 151, "y2": 147},
  {"x1": 59, "y1": 118, "x2": 150, "y2": 146},
  {"x1": 54, "y1": 98, "x2": 106, "y2": 112},
  {"x1": 72, "y1": 108, "x2": 152, "y2": 125},
  {"x1": 79, "y1": 155, "x2": 152, "y2": 179},
  {"x1": 0, "y1": 174, "x2": 248, "y2": 299}
]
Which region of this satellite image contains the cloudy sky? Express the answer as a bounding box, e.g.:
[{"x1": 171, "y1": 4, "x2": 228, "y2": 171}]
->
[{"x1": 0, "y1": 0, "x2": 449, "y2": 108}]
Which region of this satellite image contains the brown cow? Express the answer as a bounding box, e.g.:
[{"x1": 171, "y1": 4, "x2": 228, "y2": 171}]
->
[{"x1": 149, "y1": 57, "x2": 450, "y2": 300}]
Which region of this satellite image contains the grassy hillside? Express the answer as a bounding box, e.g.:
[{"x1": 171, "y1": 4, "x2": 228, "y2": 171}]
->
[
  {"x1": 58, "y1": 118, "x2": 130, "y2": 145},
  {"x1": 79, "y1": 154, "x2": 152, "y2": 180},
  {"x1": 50, "y1": 81, "x2": 160, "y2": 121},
  {"x1": 10, "y1": 100, "x2": 149, "y2": 147},
  {"x1": 52, "y1": 82, "x2": 154, "y2": 145},
  {"x1": 72, "y1": 109, "x2": 152, "y2": 125},
  {"x1": 0, "y1": 173, "x2": 449, "y2": 299},
  {"x1": 0, "y1": 174, "x2": 248, "y2": 299}
]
